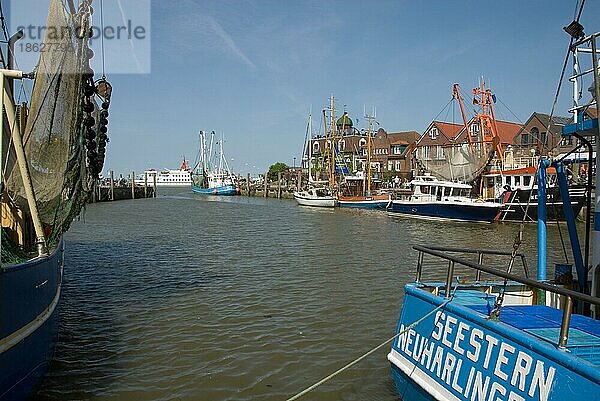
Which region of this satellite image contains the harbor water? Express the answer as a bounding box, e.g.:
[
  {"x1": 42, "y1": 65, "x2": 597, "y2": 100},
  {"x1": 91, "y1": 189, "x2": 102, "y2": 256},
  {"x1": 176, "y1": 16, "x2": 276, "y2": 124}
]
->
[{"x1": 35, "y1": 190, "x2": 575, "y2": 401}]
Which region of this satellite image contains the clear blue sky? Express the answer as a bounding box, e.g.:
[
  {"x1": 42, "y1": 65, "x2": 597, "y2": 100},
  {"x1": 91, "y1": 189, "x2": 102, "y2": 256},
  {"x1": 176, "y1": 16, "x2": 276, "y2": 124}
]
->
[{"x1": 25, "y1": 1, "x2": 600, "y2": 175}]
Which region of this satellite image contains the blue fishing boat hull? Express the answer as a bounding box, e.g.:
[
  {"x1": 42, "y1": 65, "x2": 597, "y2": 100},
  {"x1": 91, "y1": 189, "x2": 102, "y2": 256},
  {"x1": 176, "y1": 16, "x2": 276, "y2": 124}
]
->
[
  {"x1": 0, "y1": 240, "x2": 64, "y2": 401},
  {"x1": 387, "y1": 201, "x2": 502, "y2": 223},
  {"x1": 388, "y1": 284, "x2": 600, "y2": 401},
  {"x1": 191, "y1": 185, "x2": 240, "y2": 196}
]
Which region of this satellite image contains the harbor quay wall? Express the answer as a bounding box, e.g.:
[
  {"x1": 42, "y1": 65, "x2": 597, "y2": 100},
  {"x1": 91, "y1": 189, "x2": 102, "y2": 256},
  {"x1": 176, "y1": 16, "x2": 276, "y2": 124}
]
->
[{"x1": 92, "y1": 185, "x2": 155, "y2": 203}]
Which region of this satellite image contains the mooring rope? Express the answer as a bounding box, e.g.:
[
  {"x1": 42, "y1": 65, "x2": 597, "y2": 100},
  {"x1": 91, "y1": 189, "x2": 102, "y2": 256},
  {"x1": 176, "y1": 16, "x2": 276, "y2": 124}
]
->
[{"x1": 285, "y1": 297, "x2": 453, "y2": 401}]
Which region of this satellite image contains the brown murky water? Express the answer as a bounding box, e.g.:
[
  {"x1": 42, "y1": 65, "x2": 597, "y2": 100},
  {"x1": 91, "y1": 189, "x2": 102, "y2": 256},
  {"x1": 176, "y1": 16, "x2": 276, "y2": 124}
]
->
[{"x1": 34, "y1": 190, "x2": 573, "y2": 400}]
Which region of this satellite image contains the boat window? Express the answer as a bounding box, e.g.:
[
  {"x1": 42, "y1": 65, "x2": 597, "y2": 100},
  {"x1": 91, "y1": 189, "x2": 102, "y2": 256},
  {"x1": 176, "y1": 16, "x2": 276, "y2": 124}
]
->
[
  {"x1": 524, "y1": 176, "x2": 531, "y2": 186},
  {"x1": 436, "y1": 187, "x2": 442, "y2": 201},
  {"x1": 514, "y1": 176, "x2": 521, "y2": 186},
  {"x1": 444, "y1": 187, "x2": 451, "y2": 197},
  {"x1": 420, "y1": 185, "x2": 430, "y2": 194},
  {"x1": 505, "y1": 176, "x2": 512, "y2": 187}
]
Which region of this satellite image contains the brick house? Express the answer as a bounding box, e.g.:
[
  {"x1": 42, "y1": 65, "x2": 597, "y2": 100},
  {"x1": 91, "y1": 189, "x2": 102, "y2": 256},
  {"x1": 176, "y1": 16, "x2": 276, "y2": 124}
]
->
[
  {"x1": 302, "y1": 113, "x2": 420, "y2": 180},
  {"x1": 413, "y1": 121, "x2": 463, "y2": 171}
]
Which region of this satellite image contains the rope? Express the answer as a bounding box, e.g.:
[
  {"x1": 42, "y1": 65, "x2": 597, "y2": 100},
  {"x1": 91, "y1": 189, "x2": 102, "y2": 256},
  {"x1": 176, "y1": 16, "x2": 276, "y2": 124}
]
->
[
  {"x1": 285, "y1": 297, "x2": 453, "y2": 401},
  {"x1": 545, "y1": 0, "x2": 586, "y2": 152},
  {"x1": 100, "y1": 0, "x2": 106, "y2": 79}
]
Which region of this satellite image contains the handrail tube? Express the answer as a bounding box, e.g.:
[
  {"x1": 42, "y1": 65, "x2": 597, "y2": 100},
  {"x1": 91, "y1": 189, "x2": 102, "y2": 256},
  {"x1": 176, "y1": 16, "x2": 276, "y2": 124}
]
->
[
  {"x1": 416, "y1": 251, "x2": 424, "y2": 283},
  {"x1": 520, "y1": 255, "x2": 530, "y2": 278},
  {"x1": 413, "y1": 245, "x2": 600, "y2": 307},
  {"x1": 445, "y1": 261, "x2": 455, "y2": 299},
  {"x1": 555, "y1": 162, "x2": 586, "y2": 293},
  {"x1": 572, "y1": 132, "x2": 593, "y2": 286},
  {"x1": 559, "y1": 296, "x2": 573, "y2": 348},
  {"x1": 476, "y1": 253, "x2": 483, "y2": 282},
  {"x1": 419, "y1": 245, "x2": 528, "y2": 258},
  {"x1": 538, "y1": 159, "x2": 550, "y2": 283}
]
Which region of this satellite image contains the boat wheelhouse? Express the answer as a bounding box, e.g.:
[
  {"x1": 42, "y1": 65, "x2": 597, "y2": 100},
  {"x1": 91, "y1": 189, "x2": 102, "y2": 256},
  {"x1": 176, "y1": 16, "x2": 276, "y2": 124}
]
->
[
  {"x1": 337, "y1": 173, "x2": 390, "y2": 209},
  {"x1": 481, "y1": 166, "x2": 587, "y2": 222},
  {"x1": 387, "y1": 175, "x2": 503, "y2": 223},
  {"x1": 294, "y1": 187, "x2": 337, "y2": 207}
]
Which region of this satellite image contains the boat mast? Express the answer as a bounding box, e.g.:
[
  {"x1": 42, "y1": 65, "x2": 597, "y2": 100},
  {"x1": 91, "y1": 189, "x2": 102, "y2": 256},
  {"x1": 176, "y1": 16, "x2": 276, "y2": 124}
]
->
[
  {"x1": 364, "y1": 106, "x2": 375, "y2": 196},
  {"x1": 452, "y1": 83, "x2": 475, "y2": 156},
  {"x1": 218, "y1": 133, "x2": 224, "y2": 175},
  {"x1": 0, "y1": 69, "x2": 47, "y2": 256},
  {"x1": 473, "y1": 77, "x2": 504, "y2": 164},
  {"x1": 200, "y1": 131, "x2": 207, "y2": 174},
  {"x1": 307, "y1": 112, "x2": 313, "y2": 183},
  {"x1": 208, "y1": 131, "x2": 215, "y2": 173},
  {"x1": 329, "y1": 95, "x2": 336, "y2": 190}
]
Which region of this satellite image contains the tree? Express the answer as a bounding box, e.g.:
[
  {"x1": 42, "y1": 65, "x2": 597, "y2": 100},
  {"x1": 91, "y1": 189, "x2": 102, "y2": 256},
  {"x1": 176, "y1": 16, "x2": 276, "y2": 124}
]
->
[{"x1": 267, "y1": 162, "x2": 289, "y2": 181}]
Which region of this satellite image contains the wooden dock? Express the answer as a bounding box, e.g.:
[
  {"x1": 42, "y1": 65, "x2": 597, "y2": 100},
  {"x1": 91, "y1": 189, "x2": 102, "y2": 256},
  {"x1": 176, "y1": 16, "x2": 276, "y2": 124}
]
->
[{"x1": 91, "y1": 170, "x2": 156, "y2": 202}]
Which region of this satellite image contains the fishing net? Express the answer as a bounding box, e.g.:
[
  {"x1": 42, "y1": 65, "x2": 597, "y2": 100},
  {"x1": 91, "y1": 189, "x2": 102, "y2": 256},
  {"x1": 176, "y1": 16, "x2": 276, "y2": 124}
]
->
[
  {"x1": 416, "y1": 141, "x2": 494, "y2": 183},
  {"x1": 4, "y1": 0, "x2": 95, "y2": 250}
]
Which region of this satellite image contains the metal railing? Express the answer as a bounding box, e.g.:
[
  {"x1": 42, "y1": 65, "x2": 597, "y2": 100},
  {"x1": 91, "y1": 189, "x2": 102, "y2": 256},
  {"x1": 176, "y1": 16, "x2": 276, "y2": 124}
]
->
[{"x1": 413, "y1": 245, "x2": 600, "y2": 348}]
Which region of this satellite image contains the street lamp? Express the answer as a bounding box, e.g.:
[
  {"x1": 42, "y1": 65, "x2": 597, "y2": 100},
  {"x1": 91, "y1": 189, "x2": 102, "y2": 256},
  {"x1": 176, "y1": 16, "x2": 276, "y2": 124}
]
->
[{"x1": 293, "y1": 157, "x2": 296, "y2": 169}]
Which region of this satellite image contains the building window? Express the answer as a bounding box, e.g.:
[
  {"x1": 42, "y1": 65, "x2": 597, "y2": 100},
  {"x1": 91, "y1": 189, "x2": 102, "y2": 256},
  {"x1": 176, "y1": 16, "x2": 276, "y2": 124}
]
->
[
  {"x1": 429, "y1": 127, "x2": 438, "y2": 140},
  {"x1": 470, "y1": 123, "x2": 479, "y2": 134},
  {"x1": 540, "y1": 131, "x2": 547, "y2": 145},
  {"x1": 338, "y1": 139, "x2": 346, "y2": 151},
  {"x1": 395, "y1": 160, "x2": 401, "y2": 171},
  {"x1": 530, "y1": 127, "x2": 540, "y2": 144},
  {"x1": 325, "y1": 140, "x2": 331, "y2": 150},
  {"x1": 359, "y1": 138, "x2": 366, "y2": 147},
  {"x1": 521, "y1": 133, "x2": 529, "y2": 145},
  {"x1": 313, "y1": 141, "x2": 320, "y2": 153},
  {"x1": 393, "y1": 145, "x2": 407, "y2": 155},
  {"x1": 436, "y1": 146, "x2": 444, "y2": 159}
]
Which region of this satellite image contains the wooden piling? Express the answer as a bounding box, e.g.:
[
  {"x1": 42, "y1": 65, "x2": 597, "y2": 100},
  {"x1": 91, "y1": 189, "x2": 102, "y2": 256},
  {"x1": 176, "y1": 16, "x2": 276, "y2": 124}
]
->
[
  {"x1": 297, "y1": 170, "x2": 302, "y2": 191},
  {"x1": 131, "y1": 171, "x2": 135, "y2": 199},
  {"x1": 246, "y1": 173, "x2": 251, "y2": 195},
  {"x1": 144, "y1": 172, "x2": 148, "y2": 198},
  {"x1": 264, "y1": 173, "x2": 268, "y2": 198},
  {"x1": 109, "y1": 170, "x2": 114, "y2": 201},
  {"x1": 153, "y1": 173, "x2": 157, "y2": 197},
  {"x1": 277, "y1": 171, "x2": 282, "y2": 199}
]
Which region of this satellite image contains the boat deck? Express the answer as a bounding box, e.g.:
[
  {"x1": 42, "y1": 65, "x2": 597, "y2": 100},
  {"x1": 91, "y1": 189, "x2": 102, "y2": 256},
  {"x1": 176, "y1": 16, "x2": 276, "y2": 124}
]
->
[{"x1": 453, "y1": 289, "x2": 600, "y2": 367}]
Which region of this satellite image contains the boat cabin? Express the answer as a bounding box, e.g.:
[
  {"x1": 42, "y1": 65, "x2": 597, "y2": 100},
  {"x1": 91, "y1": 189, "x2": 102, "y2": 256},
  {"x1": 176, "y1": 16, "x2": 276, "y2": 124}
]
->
[
  {"x1": 339, "y1": 172, "x2": 382, "y2": 197},
  {"x1": 405, "y1": 175, "x2": 474, "y2": 202},
  {"x1": 481, "y1": 166, "x2": 558, "y2": 200}
]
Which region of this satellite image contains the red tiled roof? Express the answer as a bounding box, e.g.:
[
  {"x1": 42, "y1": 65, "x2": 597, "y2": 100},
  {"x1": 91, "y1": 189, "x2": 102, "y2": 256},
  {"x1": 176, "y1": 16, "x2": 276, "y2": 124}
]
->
[
  {"x1": 495, "y1": 120, "x2": 523, "y2": 144},
  {"x1": 434, "y1": 121, "x2": 463, "y2": 139}
]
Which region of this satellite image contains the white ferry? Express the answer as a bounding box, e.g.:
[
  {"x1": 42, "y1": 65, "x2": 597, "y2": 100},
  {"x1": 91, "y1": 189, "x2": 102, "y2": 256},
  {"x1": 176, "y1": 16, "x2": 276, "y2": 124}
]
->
[{"x1": 135, "y1": 159, "x2": 192, "y2": 187}]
